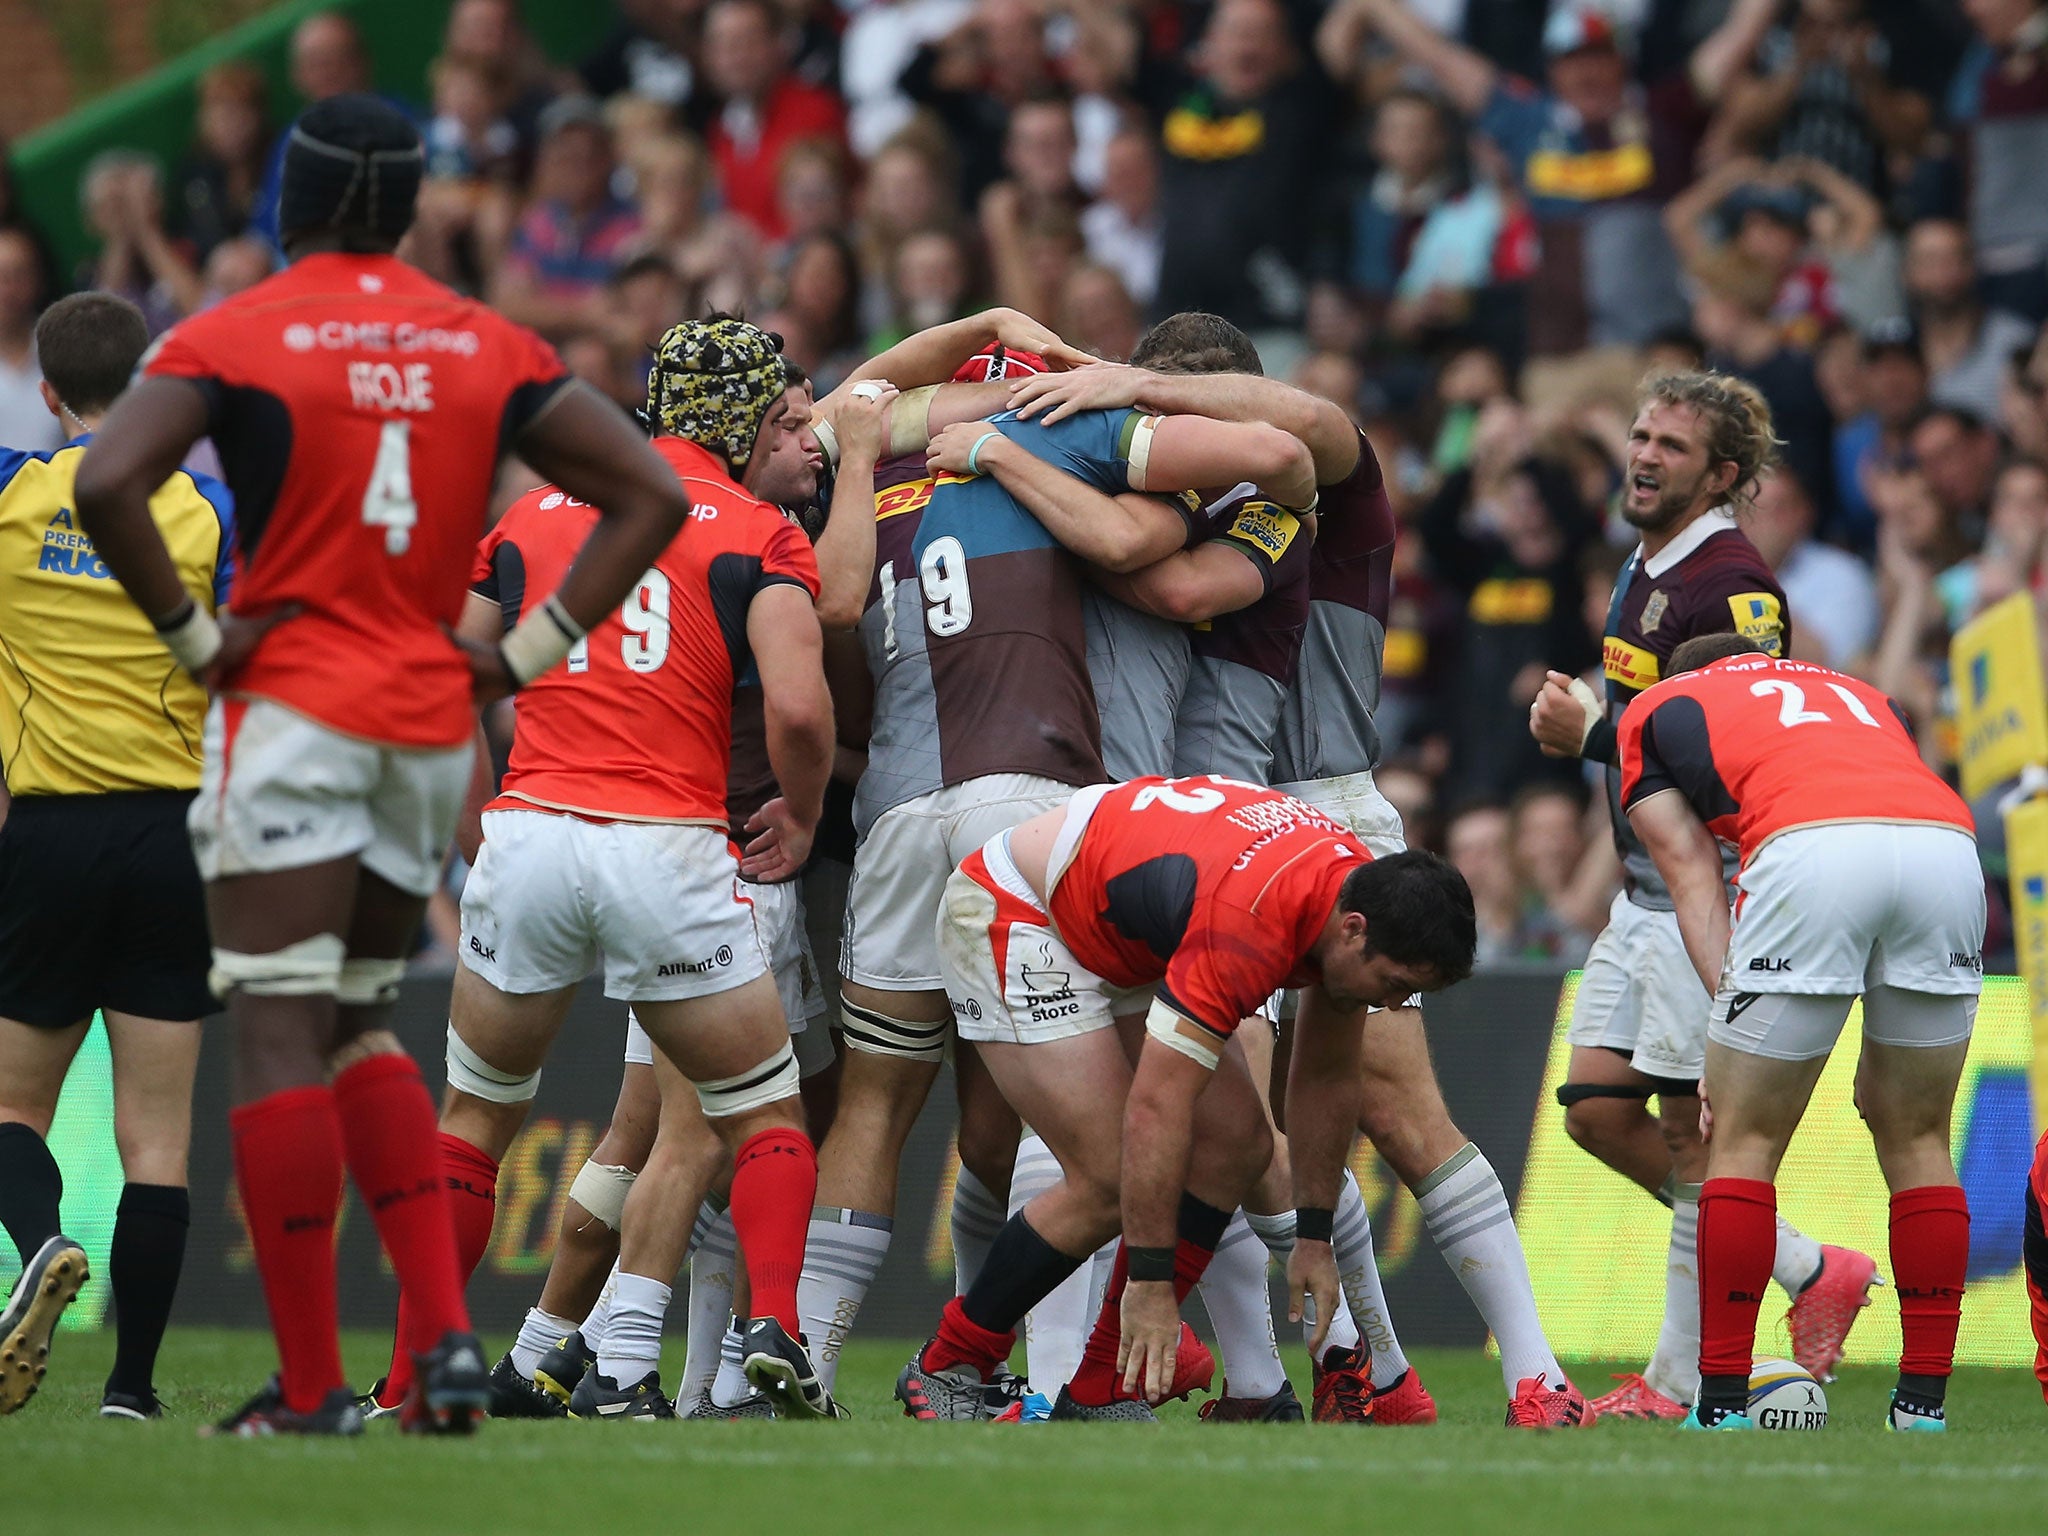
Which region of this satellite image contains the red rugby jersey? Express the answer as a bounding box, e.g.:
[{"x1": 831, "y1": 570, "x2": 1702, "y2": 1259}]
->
[
  {"x1": 1047, "y1": 776, "x2": 1367, "y2": 1039},
  {"x1": 473, "y1": 436, "x2": 820, "y2": 824},
  {"x1": 143, "y1": 252, "x2": 569, "y2": 747},
  {"x1": 1617, "y1": 655, "x2": 1973, "y2": 863}
]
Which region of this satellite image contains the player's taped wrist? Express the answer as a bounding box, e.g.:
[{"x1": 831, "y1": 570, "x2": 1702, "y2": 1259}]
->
[
  {"x1": 1562, "y1": 677, "x2": 1607, "y2": 757},
  {"x1": 154, "y1": 598, "x2": 222, "y2": 674},
  {"x1": 1127, "y1": 1246, "x2": 1176, "y2": 1283},
  {"x1": 499, "y1": 592, "x2": 588, "y2": 689},
  {"x1": 811, "y1": 414, "x2": 840, "y2": 470},
  {"x1": 887, "y1": 384, "x2": 940, "y2": 455},
  {"x1": 1294, "y1": 1207, "x2": 1334, "y2": 1243}
]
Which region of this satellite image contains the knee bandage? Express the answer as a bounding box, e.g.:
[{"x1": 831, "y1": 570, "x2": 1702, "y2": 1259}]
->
[
  {"x1": 1555, "y1": 1081, "x2": 1653, "y2": 1108},
  {"x1": 208, "y1": 933, "x2": 346, "y2": 1000},
  {"x1": 336, "y1": 957, "x2": 407, "y2": 1008},
  {"x1": 567, "y1": 1160, "x2": 637, "y2": 1230},
  {"x1": 839, "y1": 1000, "x2": 948, "y2": 1062},
  {"x1": 445, "y1": 1024, "x2": 542, "y2": 1104},
  {"x1": 694, "y1": 1040, "x2": 801, "y2": 1118},
  {"x1": 1145, "y1": 997, "x2": 1223, "y2": 1070}
]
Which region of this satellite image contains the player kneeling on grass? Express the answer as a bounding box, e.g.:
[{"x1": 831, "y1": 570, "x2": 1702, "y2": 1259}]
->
[
  {"x1": 73, "y1": 96, "x2": 691, "y2": 1437},
  {"x1": 1619, "y1": 635, "x2": 1984, "y2": 1433},
  {"x1": 377, "y1": 317, "x2": 843, "y2": 1422},
  {"x1": 895, "y1": 775, "x2": 1474, "y2": 1421}
]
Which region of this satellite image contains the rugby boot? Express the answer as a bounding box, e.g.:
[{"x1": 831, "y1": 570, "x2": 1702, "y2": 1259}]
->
[
  {"x1": 1588, "y1": 1372, "x2": 1686, "y2": 1422},
  {"x1": 1504, "y1": 1375, "x2": 1593, "y2": 1428},
  {"x1": 0, "y1": 1235, "x2": 88, "y2": 1414},
  {"x1": 741, "y1": 1316, "x2": 843, "y2": 1420},
  {"x1": 682, "y1": 1389, "x2": 776, "y2": 1420},
  {"x1": 1310, "y1": 1346, "x2": 1374, "y2": 1423},
  {"x1": 487, "y1": 1350, "x2": 566, "y2": 1419},
  {"x1": 209, "y1": 1379, "x2": 365, "y2": 1437},
  {"x1": 1679, "y1": 1403, "x2": 1754, "y2": 1431},
  {"x1": 1367, "y1": 1366, "x2": 1439, "y2": 1426},
  {"x1": 1785, "y1": 1245, "x2": 1881, "y2": 1382},
  {"x1": 400, "y1": 1330, "x2": 490, "y2": 1435},
  {"x1": 896, "y1": 1349, "x2": 997, "y2": 1421},
  {"x1": 1886, "y1": 1389, "x2": 1946, "y2": 1434},
  {"x1": 1049, "y1": 1386, "x2": 1157, "y2": 1422},
  {"x1": 569, "y1": 1366, "x2": 675, "y2": 1420},
  {"x1": 533, "y1": 1328, "x2": 596, "y2": 1406},
  {"x1": 99, "y1": 1388, "x2": 164, "y2": 1422},
  {"x1": 1199, "y1": 1381, "x2": 1305, "y2": 1422},
  {"x1": 1159, "y1": 1322, "x2": 1215, "y2": 1404}
]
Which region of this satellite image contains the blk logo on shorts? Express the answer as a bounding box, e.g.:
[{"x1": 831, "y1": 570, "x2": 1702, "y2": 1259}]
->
[
  {"x1": 1747, "y1": 957, "x2": 1791, "y2": 973},
  {"x1": 468, "y1": 935, "x2": 497, "y2": 963}
]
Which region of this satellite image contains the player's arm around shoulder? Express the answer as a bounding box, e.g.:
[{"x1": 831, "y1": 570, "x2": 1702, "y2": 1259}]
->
[{"x1": 1131, "y1": 414, "x2": 1318, "y2": 512}]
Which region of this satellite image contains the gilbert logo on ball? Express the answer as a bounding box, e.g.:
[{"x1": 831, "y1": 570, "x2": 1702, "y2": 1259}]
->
[{"x1": 1747, "y1": 1359, "x2": 1828, "y2": 1429}]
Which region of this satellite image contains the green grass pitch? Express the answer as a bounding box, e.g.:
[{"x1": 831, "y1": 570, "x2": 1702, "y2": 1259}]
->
[{"x1": 8, "y1": 1330, "x2": 2046, "y2": 1534}]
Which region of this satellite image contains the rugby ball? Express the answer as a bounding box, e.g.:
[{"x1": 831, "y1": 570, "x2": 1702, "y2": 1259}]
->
[{"x1": 1747, "y1": 1358, "x2": 1828, "y2": 1429}]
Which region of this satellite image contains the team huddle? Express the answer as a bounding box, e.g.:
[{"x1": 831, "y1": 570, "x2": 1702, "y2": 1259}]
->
[{"x1": 0, "y1": 96, "x2": 1996, "y2": 1438}]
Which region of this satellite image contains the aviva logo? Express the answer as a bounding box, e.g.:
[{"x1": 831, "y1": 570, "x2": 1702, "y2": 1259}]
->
[{"x1": 37, "y1": 507, "x2": 112, "y2": 579}]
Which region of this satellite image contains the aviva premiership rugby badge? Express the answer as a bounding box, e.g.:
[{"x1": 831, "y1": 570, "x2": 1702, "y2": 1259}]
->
[{"x1": 1639, "y1": 589, "x2": 1668, "y2": 633}]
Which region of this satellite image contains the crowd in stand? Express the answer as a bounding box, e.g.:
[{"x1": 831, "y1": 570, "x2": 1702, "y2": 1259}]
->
[{"x1": 1, "y1": 0, "x2": 2041, "y2": 969}]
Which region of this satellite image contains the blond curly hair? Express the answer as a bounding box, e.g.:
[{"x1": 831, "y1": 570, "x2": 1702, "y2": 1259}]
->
[{"x1": 1633, "y1": 370, "x2": 1785, "y2": 515}]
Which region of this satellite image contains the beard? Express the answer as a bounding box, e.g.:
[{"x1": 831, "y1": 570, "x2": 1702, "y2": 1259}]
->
[{"x1": 1622, "y1": 468, "x2": 1712, "y2": 532}]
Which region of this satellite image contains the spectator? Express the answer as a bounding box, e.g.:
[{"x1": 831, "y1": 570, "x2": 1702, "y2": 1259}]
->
[
  {"x1": 1418, "y1": 399, "x2": 1599, "y2": 803},
  {"x1": 1906, "y1": 403, "x2": 2002, "y2": 543},
  {"x1": 1903, "y1": 217, "x2": 2039, "y2": 424},
  {"x1": 2004, "y1": 335, "x2": 2048, "y2": 460},
  {"x1": 901, "y1": 0, "x2": 1059, "y2": 205},
  {"x1": 489, "y1": 96, "x2": 644, "y2": 340},
  {"x1": 1747, "y1": 465, "x2": 1882, "y2": 667},
  {"x1": 251, "y1": 11, "x2": 391, "y2": 245},
  {"x1": 758, "y1": 231, "x2": 863, "y2": 390},
  {"x1": 1447, "y1": 802, "x2": 1589, "y2": 963},
  {"x1": 1151, "y1": 0, "x2": 1333, "y2": 331},
  {"x1": 1507, "y1": 783, "x2": 1603, "y2": 964},
  {"x1": 1341, "y1": 0, "x2": 1778, "y2": 355},
  {"x1": 629, "y1": 131, "x2": 759, "y2": 317},
  {"x1": 854, "y1": 129, "x2": 962, "y2": 334},
  {"x1": 1059, "y1": 261, "x2": 1142, "y2": 362},
  {"x1": 1713, "y1": 0, "x2": 1931, "y2": 194},
  {"x1": 198, "y1": 235, "x2": 275, "y2": 307},
  {"x1": 841, "y1": 0, "x2": 974, "y2": 159},
  {"x1": 1346, "y1": 89, "x2": 1457, "y2": 308},
  {"x1": 607, "y1": 252, "x2": 688, "y2": 397},
  {"x1": 983, "y1": 95, "x2": 1084, "y2": 321},
  {"x1": 442, "y1": 0, "x2": 565, "y2": 151},
  {"x1": 425, "y1": 53, "x2": 521, "y2": 184},
  {"x1": 695, "y1": 0, "x2": 846, "y2": 241},
  {"x1": 1692, "y1": 287, "x2": 1835, "y2": 513},
  {"x1": 873, "y1": 228, "x2": 975, "y2": 348},
  {"x1": 775, "y1": 137, "x2": 852, "y2": 252},
  {"x1": 173, "y1": 62, "x2": 271, "y2": 260},
  {"x1": 0, "y1": 227, "x2": 56, "y2": 452},
  {"x1": 1948, "y1": 0, "x2": 2048, "y2": 323},
  {"x1": 1080, "y1": 125, "x2": 1162, "y2": 310},
  {"x1": 1833, "y1": 318, "x2": 1928, "y2": 548},
  {"x1": 1975, "y1": 455, "x2": 2048, "y2": 607},
  {"x1": 581, "y1": 0, "x2": 701, "y2": 108},
  {"x1": 79, "y1": 151, "x2": 202, "y2": 330}
]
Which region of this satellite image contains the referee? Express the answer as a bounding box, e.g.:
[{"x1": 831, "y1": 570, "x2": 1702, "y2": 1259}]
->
[{"x1": 0, "y1": 292, "x2": 232, "y2": 1420}]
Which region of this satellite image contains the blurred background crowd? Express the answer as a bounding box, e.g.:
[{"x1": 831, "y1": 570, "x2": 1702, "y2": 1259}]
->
[{"x1": 1, "y1": 0, "x2": 2042, "y2": 972}]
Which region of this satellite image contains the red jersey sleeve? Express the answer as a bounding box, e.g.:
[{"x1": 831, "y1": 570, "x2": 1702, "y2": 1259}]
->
[
  {"x1": 481, "y1": 316, "x2": 573, "y2": 446},
  {"x1": 140, "y1": 317, "x2": 230, "y2": 427},
  {"x1": 1156, "y1": 895, "x2": 1294, "y2": 1037},
  {"x1": 761, "y1": 515, "x2": 823, "y2": 600},
  {"x1": 1616, "y1": 687, "x2": 1674, "y2": 812}
]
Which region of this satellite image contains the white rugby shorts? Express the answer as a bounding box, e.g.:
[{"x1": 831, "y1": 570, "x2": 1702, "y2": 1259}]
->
[
  {"x1": 188, "y1": 696, "x2": 470, "y2": 898},
  {"x1": 841, "y1": 773, "x2": 1074, "y2": 992},
  {"x1": 460, "y1": 809, "x2": 769, "y2": 1002},
  {"x1": 1567, "y1": 890, "x2": 1714, "y2": 1082},
  {"x1": 938, "y1": 829, "x2": 1150, "y2": 1047}
]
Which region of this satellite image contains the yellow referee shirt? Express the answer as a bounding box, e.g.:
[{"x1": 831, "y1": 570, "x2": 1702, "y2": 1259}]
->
[{"x1": 0, "y1": 433, "x2": 233, "y2": 797}]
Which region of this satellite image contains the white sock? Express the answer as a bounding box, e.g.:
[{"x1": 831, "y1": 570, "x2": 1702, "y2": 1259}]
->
[
  {"x1": 1246, "y1": 1207, "x2": 1363, "y2": 1357},
  {"x1": 1643, "y1": 1187, "x2": 1701, "y2": 1403},
  {"x1": 510, "y1": 1306, "x2": 577, "y2": 1378},
  {"x1": 677, "y1": 1201, "x2": 735, "y2": 1408},
  {"x1": 1415, "y1": 1143, "x2": 1562, "y2": 1394},
  {"x1": 1773, "y1": 1214, "x2": 1824, "y2": 1297},
  {"x1": 951, "y1": 1165, "x2": 1008, "y2": 1296},
  {"x1": 578, "y1": 1261, "x2": 622, "y2": 1351},
  {"x1": 1197, "y1": 1212, "x2": 1288, "y2": 1399},
  {"x1": 1011, "y1": 1134, "x2": 1091, "y2": 1392},
  {"x1": 1329, "y1": 1171, "x2": 1410, "y2": 1388},
  {"x1": 595, "y1": 1272, "x2": 670, "y2": 1386},
  {"x1": 711, "y1": 1319, "x2": 752, "y2": 1407},
  {"x1": 795, "y1": 1207, "x2": 893, "y2": 1391}
]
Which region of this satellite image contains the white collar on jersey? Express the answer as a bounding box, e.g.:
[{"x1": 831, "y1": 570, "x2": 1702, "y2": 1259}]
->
[{"x1": 1640, "y1": 503, "x2": 1738, "y2": 579}]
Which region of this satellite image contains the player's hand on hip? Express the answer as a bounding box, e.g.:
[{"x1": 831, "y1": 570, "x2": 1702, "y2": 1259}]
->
[
  {"x1": 452, "y1": 631, "x2": 516, "y2": 707},
  {"x1": 1530, "y1": 670, "x2": 1601, "y2": 757},
  {"x1": 740, "y1": 797, "x2": 815, "y2": 884},
  {"x1": 1118, "y1": 1279, "x2": 1181, "y2": 1402},
  {"x1": 206, "y1": 604, "x2": 300, "y2": 691},
  {"x1": 1008, "y1": 361, "x2": 1148, "y2": 424},
  {"x1": 1287, "y1": 1239, "x2": 1341, "y2": 1356}
]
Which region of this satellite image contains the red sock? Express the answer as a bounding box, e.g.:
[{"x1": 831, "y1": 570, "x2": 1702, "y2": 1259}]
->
[
  {"x1": 1065, "y1": 1238, "x2": 1216, "y2": 1406},
  {"x1": 922, "y1": 1295, "x2": 1016, "y2": 1379},
  {"x1": 2028, "y1": 1133, "x2": 2048, "y2": 1405},
  {"x1": 381, "y1": 1133, "x2": 498, "y2": 1406},
  {"x1": 730, "y1": 1125, "x2": 816, "y2": 1335},
  {"x1": 332, "y1": 1054, "x2": 470, "y2": 1378},
  {"x1": 1891, "y1": 1184, "x2": 1968, "y2": 1378},
  {"x1": 231, "y1": 1086, "x2": 346, "y2": 1415},
  {"x1": 1697, "y1": 1176, "x2": 1777, "y2": 1380}
]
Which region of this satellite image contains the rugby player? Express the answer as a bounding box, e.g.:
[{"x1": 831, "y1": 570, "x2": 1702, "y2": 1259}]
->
[
  {"x1": 377, "y1": 318, "x2": 838, "y2": 1422},
  {"x1": 72, "y1": 96, "x2": 690, "y2": 1435},
  {"x1": 1012, "y1": 337, "x2": 1545, "y2": 1425},
  {"x1": 1618, "y1": 636, "x2": 1983, "y2": 1432},
  {"x1": 896, "y1": 776, "x2": 1474, "y2": 1420},
  {"x1": 0, "y1": 294, "x2": 230, "y2": 1419},
  {"x1": 1530, "y1": 372, "x2": 1873, "y2": 1418},
  {"x1": 790, "y1": 327, "x2": 1321, "y2": 1396}
]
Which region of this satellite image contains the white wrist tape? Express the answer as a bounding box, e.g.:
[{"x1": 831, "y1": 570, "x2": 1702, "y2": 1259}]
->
[
  {"x1": 1565, "y1": 677, "x2": 1604, "y2": 751},
  {"x1": 499, "y1": 592, "x2": 587, "y2": 688},
  {"x1": 811, "y1": 414, "x2": 840, "y2": 470},
  {"x1": 887, "y1": 384, "x2": 941, "y2": 456},
  {"x1": 155, "y1": 600, "x2": 222, "y2": 675}
]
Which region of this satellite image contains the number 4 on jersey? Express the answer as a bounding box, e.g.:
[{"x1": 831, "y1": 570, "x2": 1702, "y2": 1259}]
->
[{"x1": 362, "y1": 419, "x2": 418, "y2": 555}]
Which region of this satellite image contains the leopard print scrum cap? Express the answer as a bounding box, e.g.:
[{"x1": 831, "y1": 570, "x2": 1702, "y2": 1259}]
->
[{"x1": 647, "y1": 318, "x2": 790, "y2": 469}]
